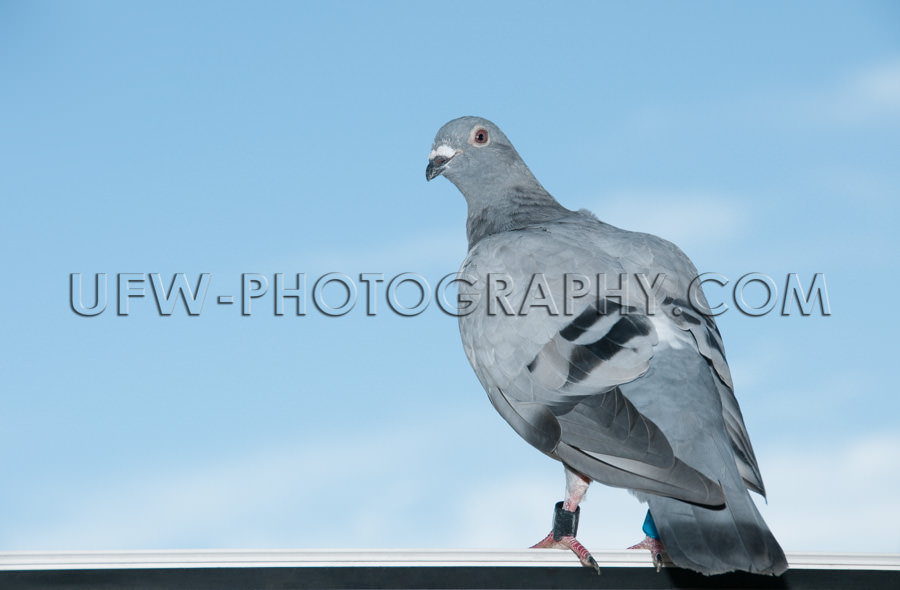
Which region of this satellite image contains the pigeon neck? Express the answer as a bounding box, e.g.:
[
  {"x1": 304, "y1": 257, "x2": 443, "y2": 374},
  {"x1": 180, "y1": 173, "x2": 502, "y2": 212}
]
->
[{"x1": 464, "y1": 185, "x2": 571, "y2": 250}]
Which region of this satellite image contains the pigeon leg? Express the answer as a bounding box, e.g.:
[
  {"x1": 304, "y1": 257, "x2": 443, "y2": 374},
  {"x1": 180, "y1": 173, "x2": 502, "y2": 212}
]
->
[
  {"x1": 531, "y1": 467, "x2": 600, "y2": 574},
  {"x1": 627, "y1": 510, "x2": 670, "y2": 572}
]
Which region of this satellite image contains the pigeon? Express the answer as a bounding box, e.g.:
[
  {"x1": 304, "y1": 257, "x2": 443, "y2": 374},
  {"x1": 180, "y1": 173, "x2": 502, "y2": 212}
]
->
[{"x1": 425, "y1": 116, "x2": 788, "y2": 576}]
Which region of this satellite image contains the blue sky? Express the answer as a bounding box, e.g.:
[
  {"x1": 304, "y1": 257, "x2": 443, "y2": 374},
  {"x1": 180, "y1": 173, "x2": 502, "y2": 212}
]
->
[{"x1": 1, "y1": 1, "x2": 898, "y2": 554}]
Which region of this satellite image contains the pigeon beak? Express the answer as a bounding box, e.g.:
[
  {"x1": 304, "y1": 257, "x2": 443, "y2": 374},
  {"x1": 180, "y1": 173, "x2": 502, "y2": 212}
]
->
[
  {"x1": 425, "y1": 145, "x2": 459, "y2": 181},
  {"x1": 426, "y1": 158, "x2": 448, "y2": 181}
]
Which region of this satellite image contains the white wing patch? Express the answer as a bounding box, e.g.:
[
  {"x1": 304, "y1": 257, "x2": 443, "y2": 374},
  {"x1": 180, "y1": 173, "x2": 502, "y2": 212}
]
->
[{"x1": 651, "y1": 315, "x2": 694, "y2": 350}]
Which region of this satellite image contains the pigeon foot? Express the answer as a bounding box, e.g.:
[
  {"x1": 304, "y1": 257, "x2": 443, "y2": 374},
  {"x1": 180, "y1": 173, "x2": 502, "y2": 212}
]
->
[
  {"x1": 627, "y1": 535, "x2": 670, "y2": 572},
  {"x1": 532, "y1": 531, "x2": 600, "y2": 574},
  {"x1": 530, "y1": 499, "x2": 600, "y2": 574}
]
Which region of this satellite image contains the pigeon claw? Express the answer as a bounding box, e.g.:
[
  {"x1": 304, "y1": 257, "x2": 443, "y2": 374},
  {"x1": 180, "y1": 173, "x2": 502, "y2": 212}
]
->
[
  {"x1": 627, "y1": 535, "x2": 671, "y2": 573},
  {"x1": 531, "y1": 532, "x2": 601, "y2": 575}
]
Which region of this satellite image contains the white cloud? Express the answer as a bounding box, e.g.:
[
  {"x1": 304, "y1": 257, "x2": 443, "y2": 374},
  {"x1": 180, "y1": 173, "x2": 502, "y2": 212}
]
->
[
  {"x1": 587, "y1": 191, "x2": 752, "y2": 254},
  {"x1": 11, "y1": 427, "x2": 443, "y2": 549},
  {"x1": 791, "y1": 59, "x2": 900, "y2": 127},
  {"x1": 838, "y1": 60, "x2": 900, "y2": 118},
  {"x1": 758, "y1": 431, "x2": 900, "y2": 553}
]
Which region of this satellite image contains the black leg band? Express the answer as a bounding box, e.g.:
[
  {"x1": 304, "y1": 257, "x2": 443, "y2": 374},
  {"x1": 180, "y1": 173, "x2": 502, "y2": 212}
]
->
[{"x1": 552, "y1": 501, "x2": 580, "y2": 540}]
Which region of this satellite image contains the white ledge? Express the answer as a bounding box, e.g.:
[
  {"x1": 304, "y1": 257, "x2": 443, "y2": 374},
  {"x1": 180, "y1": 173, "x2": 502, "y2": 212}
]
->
[{"x1": 1, "y1": 549, "x2": 898, "y2": 571}]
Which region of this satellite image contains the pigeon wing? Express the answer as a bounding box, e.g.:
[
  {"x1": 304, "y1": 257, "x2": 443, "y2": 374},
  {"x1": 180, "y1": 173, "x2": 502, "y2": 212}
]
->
[
  {"x1": 589, "y1": 217, "x2": 767, "y2": 497},
  {"x1": 459, "y1": 223, "x2": 726, "y2": 506}
]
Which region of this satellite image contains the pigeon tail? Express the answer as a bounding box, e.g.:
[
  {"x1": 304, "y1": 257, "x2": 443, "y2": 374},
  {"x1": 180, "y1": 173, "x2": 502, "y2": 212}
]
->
[{"x1": 645, "y1": 439, "x2": 788, "y2": 576}]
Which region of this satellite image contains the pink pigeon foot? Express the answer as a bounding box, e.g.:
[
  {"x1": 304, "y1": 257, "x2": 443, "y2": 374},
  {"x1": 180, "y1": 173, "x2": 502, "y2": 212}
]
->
[
  {"x1": 628, "y1": 535, "x2": 670, "y2": 572},
  {"x1": 532, "y1": 530, "x2": 600, "y2": 573}
]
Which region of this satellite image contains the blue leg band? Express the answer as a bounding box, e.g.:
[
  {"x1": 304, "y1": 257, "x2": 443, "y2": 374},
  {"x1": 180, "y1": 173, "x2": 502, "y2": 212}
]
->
[{"x1": 642, "y1": 510, "x2": 659, "y2": 540}]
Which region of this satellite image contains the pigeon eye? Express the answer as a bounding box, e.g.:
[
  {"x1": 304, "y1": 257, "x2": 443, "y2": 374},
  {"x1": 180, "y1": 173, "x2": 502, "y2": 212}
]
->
[{"x1": 472, "y1": 128, "x2": 489, "y2": 145}]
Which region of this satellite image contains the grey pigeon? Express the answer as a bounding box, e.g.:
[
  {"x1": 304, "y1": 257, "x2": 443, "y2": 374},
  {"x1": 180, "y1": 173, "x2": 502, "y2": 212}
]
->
[{"x1": 426, "y1": 116, "x2": 787, "y2": 576}]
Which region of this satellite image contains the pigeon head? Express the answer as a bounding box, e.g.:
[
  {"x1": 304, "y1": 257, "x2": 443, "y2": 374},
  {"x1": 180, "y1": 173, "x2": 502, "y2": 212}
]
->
[
  {"x1": 426, "y1": 116, "x2": 569, "y2": 248},
  {"x1": 426, "y1": 116, "x2": 536, "y2": 193}
]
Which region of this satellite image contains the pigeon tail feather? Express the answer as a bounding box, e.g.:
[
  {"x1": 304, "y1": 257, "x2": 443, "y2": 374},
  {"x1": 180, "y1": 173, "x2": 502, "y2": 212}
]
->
[{"x1": 645, "y1": 438, "x2": 788, "y2": 576}]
